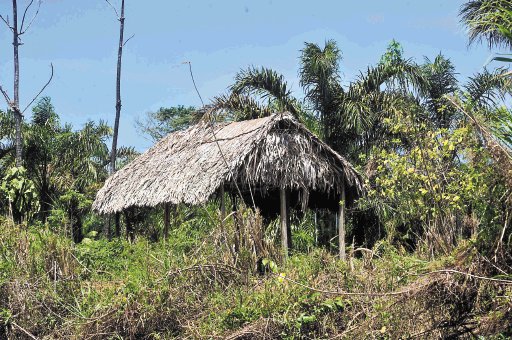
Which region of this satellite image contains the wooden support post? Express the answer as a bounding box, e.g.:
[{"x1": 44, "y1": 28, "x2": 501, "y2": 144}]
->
[
  {"x1": 125, "y1": 209, "x2": 134, "y2": 243},
  {"x1": 114, "y1": 212, "x2": 121, "y2": 238},
  {"x1": 104, "y1": 216, "x2": 112, "y2": 241},
  {"x1": 232, "y1": 194, "x2": 240, "y2": 253},
  {"x1": 280, "y1": 187, "x2": 288, "y2": 258},
  {"x1": 163, "y1": 203, "x2": 170, "y2": 241},
  {"x1": 314, "y1": 211, "x2": 318, "y2": 246},
  {"x1": 286, "y1": 190, "x2": 292, "y2": 250},
  {"x1": 338, "y1": 181, "x2": 346, "y2": 261},
  {"x1": 220, "y1": 185, "x2": 226, "y2": 229}
]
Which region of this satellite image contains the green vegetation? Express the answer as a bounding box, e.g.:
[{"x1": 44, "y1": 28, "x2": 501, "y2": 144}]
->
[
  {"x1": 135, "y1": 106, "x2": 199, "y2": 142},
  {"x1": 1, "y1": 214, "x2": 511, "y2": 338},
  {"x1": 1, "y1": 0, "x2": 512, "y2": 338}
]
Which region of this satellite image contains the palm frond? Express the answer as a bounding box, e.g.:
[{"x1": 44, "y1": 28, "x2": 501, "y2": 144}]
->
[
  {"x1": 230, "y1": 67, "x2": 299, "y2": 116},
  {"x1": 464, "y1": 68, "x2": 511, "y2": 107},
  {"x1": 212, "y1": 93, "x2": 274, "y2": 120},
  {"x1": 341, "y1": 59, "x2": 424, "y2": 138},
  {"x1": 460, "y1": 0, "x2": 512, "y2": 49},
  {"x1": 350, "y1": 60, "x2": 426, "y2": 96}
]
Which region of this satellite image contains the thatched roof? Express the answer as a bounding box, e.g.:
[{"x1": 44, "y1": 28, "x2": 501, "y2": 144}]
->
[{"x1": 93, "y1": 112, "x2": 362, "y2": 214}]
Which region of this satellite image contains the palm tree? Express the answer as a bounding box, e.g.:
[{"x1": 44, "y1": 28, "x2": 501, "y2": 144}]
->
[
  {"x1": 331, "y1": 57, "x2": 425, "y2": 154},
  {"x1": 463, "y1": 68, "x2": 510, "y2": 107},
  {"x1": 212, "y1": 93, "x2": 274, "y2": 120},
  {"x1": 24, "y1": 97, "x2": 61, "y2": 222},
  {"x1": 419, "y1": 55, "x2": 459, "y2": 129},
  {"x1": 55, "y1": 121, "x2": 111, "y2": 242},
  {"x1": 299, "y1": 41, "x2": 341, "y2": 122},
  {"x1": 214, "y1": 40, "x2": 426, "y2": 157},
  {"x1": 460, "y1": 0, "x2": 512, "y2": 50},
  {"x1": 299, "y1": 40, "x2": 343, "y2": 147}
]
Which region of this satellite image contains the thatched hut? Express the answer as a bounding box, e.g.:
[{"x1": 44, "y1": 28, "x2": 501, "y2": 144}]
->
[{"x1": 93, "y1": 112, "x2": 362, "y2": 257}]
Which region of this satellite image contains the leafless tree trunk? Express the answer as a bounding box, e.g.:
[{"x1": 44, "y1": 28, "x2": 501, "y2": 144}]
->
[
  {"x1": 109, "y1": 0, "x2": 125, "y2": 175},
  {"x1": 0, "y1": 0, "x2": 49, "y2": 167},
  {"x1": 12, "y1": 0, "x2": 22, "y2": 165},
  {"x1": 106, "y1": 0, "x2": 132, "y2": 237}
]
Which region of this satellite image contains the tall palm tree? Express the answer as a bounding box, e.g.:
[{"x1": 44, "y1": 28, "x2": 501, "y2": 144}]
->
[{"x1": 299, "y1": 40, "x2": 342, "y2": 145}]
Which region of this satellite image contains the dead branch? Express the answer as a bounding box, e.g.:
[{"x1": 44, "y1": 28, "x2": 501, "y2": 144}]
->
[
  {"x1": 19, "y1": 0, "x2": 41, "y2": 34},
  {"x1": 184, "y1": 61, "x2": 204, "y2": 106},
  {"x1": 447, "y1": 95, "x2": 512, "y2": 163},
  {"x1": 0, "y1": 14, "x2": 13, "y2": 30},
  {"x1": 426, "y1": 269, "x2": 512, "y2": 285},
  {"x1": 19, "y1": 0, "x2": 35, "y2": 31},
  {"x1": 272, "y1": 272, "x2": 425, "y2": 297},
  {"x1": 184, "y1": 60, "x2": 257, "y2": 210},
  {"x1": 272, "y1": 267, "x2": 512, "y2": 298},
  {"x1": 22, "y1": 63, "x2": 54, "y2": 113},
  {"x1": 165, "y1": 263, "x2": 242, "y2": 280},
  {"x1": 104, "y1": 0, "x2": 120, "y2": 18},
  {"x1": 123, "y1": 33, "x2": 134, "y2": 46},
  {"x1": 0, "y1": 85, "x2": 13, "y2": 106}
]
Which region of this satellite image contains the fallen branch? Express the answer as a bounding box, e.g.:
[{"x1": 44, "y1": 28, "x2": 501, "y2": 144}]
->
[
  {"x1": 11, "y1": 322, "x2": 39, "y2": 340},
  {"x1": 165, "y1": 263, "x2": 242, "y2": 279},
  {"x1": 270, "y1": 267, "x2": 512, "y2": 298},
  {"x1": 270, "y1": 272, "x2": 424, "y2": 297},
  {"x1": 426, "y1": 269, "x2": 512, "y2": 285}
]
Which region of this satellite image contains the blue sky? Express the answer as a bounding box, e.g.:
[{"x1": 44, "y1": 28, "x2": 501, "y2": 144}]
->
[{"x1": 0, "y1": 0, "x2": 506, "y2": 151}]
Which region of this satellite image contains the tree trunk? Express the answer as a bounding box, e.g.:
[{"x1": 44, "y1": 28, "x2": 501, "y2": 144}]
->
[
  {"x1": 110, "y1": 0, "x2": 125, "y2": 175},
  {"x1": 39, "y1": 178, "x2": 50, "y2": 223},
  {"x1": 110, "y1": 0, "x2": 125, "y2": 237},
  {"x1": 71, "y1": 202, "x2": 83, "y2": 243},
  {"x1": 280, "y1": 187, "x2": 288, "y2": 258},
  {"x1": 12, "y1": 0, "x2": 22, "y2": 165}
]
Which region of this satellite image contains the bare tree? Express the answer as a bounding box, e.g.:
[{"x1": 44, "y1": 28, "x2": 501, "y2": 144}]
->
[
  {"x1": 105, "y1": 0, "x2": 133, "y2": 237},
  {"x1": 0, "y1": 0, "x2": 52, "y2": 166}
]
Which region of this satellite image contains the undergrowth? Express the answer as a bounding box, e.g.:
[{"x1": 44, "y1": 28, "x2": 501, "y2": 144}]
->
[{"x1": 1, "y1": 217, "x2": 511, "y2": 339}]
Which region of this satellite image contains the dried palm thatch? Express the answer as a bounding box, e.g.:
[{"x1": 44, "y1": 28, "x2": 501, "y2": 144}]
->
[{"x1": 92, "y1": 112, "x2": 362, "y2": 214}]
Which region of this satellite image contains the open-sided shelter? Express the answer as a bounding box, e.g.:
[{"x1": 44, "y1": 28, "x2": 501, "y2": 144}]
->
[{"x1": 92, "y1": 112, "x2": 362, "y2": 257}]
